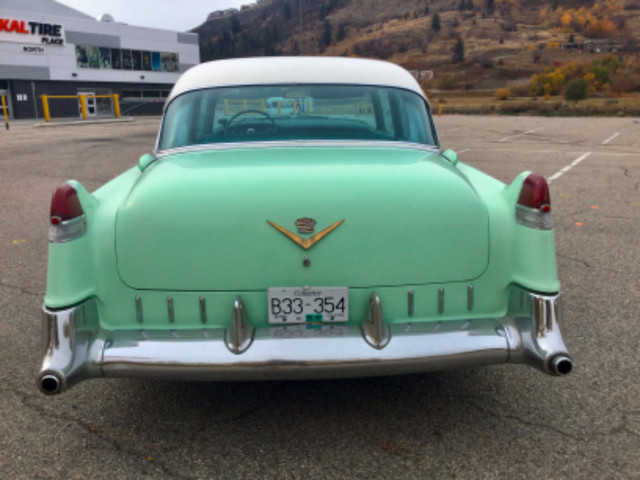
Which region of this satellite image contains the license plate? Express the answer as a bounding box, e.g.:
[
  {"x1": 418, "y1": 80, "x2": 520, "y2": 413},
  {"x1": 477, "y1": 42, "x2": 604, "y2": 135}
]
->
[{"x1": 267, "y1": 287, "x2": 349, "y2": 324}]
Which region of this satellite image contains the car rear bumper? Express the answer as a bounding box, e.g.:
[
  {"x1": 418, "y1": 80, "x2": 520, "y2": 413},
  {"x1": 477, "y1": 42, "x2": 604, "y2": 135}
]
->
[{"x1": 37, "y1": 288, "x2": 572, "y2": 395}]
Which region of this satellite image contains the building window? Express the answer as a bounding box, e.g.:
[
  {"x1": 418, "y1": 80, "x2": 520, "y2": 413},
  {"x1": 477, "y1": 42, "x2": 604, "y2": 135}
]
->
[
  {"x1": 121, "y1": 90, "x2": 170, "y2": 102},
  {"x1": 75, "y1": 45, "x2": 179, "y2": 72}
]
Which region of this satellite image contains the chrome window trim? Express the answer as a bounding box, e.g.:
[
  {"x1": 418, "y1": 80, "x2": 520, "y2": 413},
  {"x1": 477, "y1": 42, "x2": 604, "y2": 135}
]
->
[{"x1": 155, "y1": 139, "x2": 442, "y2": 158}]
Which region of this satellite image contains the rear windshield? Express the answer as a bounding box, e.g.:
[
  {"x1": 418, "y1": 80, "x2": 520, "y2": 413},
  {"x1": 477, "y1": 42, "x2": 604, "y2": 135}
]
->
[{"x1": 158, "y1": 84, "x2": 437, "y2": 150}]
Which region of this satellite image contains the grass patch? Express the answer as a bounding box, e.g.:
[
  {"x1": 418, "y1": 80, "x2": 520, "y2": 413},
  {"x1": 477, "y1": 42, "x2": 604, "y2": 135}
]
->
[{"x1": 430, "y1": 92, "x2": 640, "y2": 116}]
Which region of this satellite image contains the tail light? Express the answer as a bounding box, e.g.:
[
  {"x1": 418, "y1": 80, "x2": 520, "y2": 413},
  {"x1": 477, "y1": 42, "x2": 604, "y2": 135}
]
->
[
  {"x1": 516, "y1": 174, "x2": 552, "y2": 230},
  {"x1": 49, "y1": 184, "x2": 87, "y2": 243}
]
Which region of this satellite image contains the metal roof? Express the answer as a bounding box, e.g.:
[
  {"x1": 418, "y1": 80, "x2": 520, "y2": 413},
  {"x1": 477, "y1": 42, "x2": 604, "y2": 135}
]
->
[
  {"x1": 1, "y1": 0, "x2": 93, "y2": 19},
  {"x1": 167, "y1": 57, "x2": 426, "y2": 103}
]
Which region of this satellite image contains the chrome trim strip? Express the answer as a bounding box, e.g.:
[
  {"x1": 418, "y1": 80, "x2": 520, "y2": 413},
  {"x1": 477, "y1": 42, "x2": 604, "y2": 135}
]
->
[
  {"x1": 438, "y1": 288, "x2": 445, "y2": 314},
  {"x1": 224, "y1": 296, "x2": 255, "y2": 354},
  {"x1": 199, "y1": 296, "x2": 207, "y2": 324},
  {"x1": 408, "y1": 290, "x2": 414, "y2": 317},
  {"x1": 135, "y1": 295, "x2": 143, "y2": 323},
  {"x1": 167, "y1": 296, "x2": 175, "y2": 324},
  {"x1": 467, "y1": 284, "x2": 474, "y2": 311},
  {"x1": 361, "y1": 292, "x2": 391, "y2": 349},
  {"x1": 37, "y1": 288, "x2": 572, "y2": 394},
  {"x1": 155, "y1": 139, "x2": 441, "y2": 158}
]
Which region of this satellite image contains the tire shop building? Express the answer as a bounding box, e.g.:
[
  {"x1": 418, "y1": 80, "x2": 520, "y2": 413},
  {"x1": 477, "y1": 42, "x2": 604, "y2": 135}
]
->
[{"x1": 0, "y1": 0, "x2": 199, "y2": 120}]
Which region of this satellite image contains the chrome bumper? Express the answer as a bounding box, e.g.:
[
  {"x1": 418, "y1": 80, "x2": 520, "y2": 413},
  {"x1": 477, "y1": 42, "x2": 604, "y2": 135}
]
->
[{"x1": 37, "y1": 289, "x2": 572, "y2": 395}]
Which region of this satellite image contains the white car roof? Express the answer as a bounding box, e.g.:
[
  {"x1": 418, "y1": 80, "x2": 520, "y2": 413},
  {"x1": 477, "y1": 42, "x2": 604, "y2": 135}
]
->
[{"x1": 167, "y1": 57, "x2": 426, "y2": 104}]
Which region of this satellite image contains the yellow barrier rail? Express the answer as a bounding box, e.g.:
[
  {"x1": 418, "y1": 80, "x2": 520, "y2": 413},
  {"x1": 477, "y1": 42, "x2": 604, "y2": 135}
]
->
[
  {"x1": 1, "y1": 95, "x2": 8, "y2": 129},
  {"x1": 40, "y1": 94, "x2": 121, "y2": 122}
]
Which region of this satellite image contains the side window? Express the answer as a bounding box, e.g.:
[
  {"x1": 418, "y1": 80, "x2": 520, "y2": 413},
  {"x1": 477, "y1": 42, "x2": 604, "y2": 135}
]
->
[
  {"x1": 194, "y1": 91, "x2": 216, "y2": 143},
  {"x1": 378, "y1": 90, "x2": 396, "y2": 138},
  {"x1": 393, "y1": 90, "x2": 433, "y2": 144},
  {"x1": 405, "y1": 101, "x2": 428, "y2": 144},
  {"x1": 160, "y1": 94, "x2": 195, "y2": 149}
]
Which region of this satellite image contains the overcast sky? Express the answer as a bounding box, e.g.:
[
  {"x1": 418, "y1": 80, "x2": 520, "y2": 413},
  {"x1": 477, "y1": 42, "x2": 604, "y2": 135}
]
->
[{"x1": 54, "y1": 0, "x2": 251, "y2": 32}]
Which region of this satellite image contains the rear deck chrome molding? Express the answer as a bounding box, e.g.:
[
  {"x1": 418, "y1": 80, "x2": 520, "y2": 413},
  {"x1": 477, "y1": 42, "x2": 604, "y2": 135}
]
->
[
  {"x1": 199, "y1": 296, "x2": 207, "y2": 324},
  {"x1": 167, "y1": 296, "x2": 175, "y2": 324},
  {"x1": 408, "y1": 290, "x2": 414, "y2": 317},
  {"x1": 37, "y1": 288, "x2": 572, "y2": 395},
  {"x1": 135, "y1": 295, "x2": 143, "y2": 323}
]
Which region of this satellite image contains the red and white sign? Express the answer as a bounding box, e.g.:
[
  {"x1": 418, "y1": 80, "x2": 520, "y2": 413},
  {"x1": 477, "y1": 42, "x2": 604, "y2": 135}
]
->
[{"x1": 0, "y1": 17, "x2": 65, "y2": 45}]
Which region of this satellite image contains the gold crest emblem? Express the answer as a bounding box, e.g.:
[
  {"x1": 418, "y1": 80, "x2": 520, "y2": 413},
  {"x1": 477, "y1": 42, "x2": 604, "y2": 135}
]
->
[
  {"x1": 296, "y1": 217, "x2": 316, "y2": 234},
  {"x1": 267, "y1": 219, "x2": 344, "y2": 250}
]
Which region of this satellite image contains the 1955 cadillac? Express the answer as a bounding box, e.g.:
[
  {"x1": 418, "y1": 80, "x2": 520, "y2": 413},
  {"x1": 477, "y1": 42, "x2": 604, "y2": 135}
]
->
[{"x1": 38, "y1": 57, "x2": 572, "y2": 395}]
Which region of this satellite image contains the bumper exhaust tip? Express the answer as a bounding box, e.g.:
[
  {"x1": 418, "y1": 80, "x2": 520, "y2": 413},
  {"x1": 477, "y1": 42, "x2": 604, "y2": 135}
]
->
[
  {"x1": 39, "y1": 374, "x2": 62, "y2": 395},
  {"x1": 550, "y1": 355, "x2": 573, "y2": 376}
]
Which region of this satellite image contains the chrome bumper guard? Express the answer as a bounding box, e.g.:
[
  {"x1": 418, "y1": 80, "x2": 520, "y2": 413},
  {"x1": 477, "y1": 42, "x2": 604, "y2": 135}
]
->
[{"x1": 37, "y1": 289, "x2": 572, "y2": 395}]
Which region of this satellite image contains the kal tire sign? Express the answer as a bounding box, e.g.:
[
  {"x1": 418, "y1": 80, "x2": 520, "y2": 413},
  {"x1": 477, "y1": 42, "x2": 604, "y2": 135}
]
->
[{"x1": 0, "y1": 18, "x2": 65, "y2": 45}]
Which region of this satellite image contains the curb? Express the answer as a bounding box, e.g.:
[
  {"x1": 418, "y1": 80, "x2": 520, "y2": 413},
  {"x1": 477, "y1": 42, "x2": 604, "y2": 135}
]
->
[{"x1": 33, "y1": 117, "x2": 135, "y2": 128}]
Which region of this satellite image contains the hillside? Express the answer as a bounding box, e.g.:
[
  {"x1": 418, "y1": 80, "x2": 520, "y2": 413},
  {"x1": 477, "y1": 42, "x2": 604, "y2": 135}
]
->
[{"x1": 192, "y1": 0, "x2": 640, "y2": 92}]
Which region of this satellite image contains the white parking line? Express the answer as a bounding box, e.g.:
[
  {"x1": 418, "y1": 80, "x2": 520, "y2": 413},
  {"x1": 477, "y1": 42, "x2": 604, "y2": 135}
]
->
[
  {"x1": 499, "y1": 127, "x2": 544, "y2": 143},
  {"x1": 602, "y1": 131, "x2": 621, "y2": 145},
  {"x1": 547, "y1": 152, "x2": 591, "y2": 183}
]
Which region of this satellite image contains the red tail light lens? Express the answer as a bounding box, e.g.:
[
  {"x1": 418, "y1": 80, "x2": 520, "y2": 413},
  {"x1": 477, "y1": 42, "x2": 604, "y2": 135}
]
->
[
  {"x1": 517, "y1": 174, "x2": 550, "y2": 211},
  {"x1": 50, "y1": 184, "x2": 84, "y2": 224}
]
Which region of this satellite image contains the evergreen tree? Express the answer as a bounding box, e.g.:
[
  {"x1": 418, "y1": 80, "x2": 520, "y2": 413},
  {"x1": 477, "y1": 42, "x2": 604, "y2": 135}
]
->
[
  {"x1": 431, "y1": 13, "x2": 441, "y2": 32},
  {"x1": 485, "y1": 0, "x2": 495, "y2": 15},
  {"x1": 452, "y1": 38, "x2": 465, "y2": 64},
  {"x1": 321, "y1": 20, "x2": 333, "y2": 48},
  {"x1": 565, "y1": 78, "x2": 588, "y2": 102},
  {"x1": 283, "y1": 2, "x2": 292, "y2": 20},
  {"x1": 231, "y1": 14, "x2": 240, "y2": 35}
]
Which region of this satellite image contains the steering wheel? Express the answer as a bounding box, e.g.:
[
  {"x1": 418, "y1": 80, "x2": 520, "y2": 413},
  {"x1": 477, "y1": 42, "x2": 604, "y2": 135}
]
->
[{"x1": 225, "y1": 109, "x2": 276, "y2": 135}]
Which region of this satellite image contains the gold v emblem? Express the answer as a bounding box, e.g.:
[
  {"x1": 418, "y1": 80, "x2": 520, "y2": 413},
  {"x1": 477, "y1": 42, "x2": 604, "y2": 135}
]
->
[{"x1": 267, "y1": 219, "x2": 344, "y2": 250}]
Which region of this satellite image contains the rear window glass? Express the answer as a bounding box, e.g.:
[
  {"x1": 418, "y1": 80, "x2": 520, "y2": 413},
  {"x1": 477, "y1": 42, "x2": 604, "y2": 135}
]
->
[{"x1": 158, "y1": 84, "x2": 437, "y2": 150}]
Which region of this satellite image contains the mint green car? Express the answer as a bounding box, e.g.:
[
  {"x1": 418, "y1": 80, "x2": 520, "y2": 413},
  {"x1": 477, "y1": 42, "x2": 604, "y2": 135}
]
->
[{"x1": 38, "y1": 57, "x2": 572, "y2": 395}]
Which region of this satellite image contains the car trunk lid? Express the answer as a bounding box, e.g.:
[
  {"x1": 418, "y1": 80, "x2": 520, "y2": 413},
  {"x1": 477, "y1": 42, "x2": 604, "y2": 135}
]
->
[{"x1": 115, "y1": 146, "x2": 489, "y2": 291}]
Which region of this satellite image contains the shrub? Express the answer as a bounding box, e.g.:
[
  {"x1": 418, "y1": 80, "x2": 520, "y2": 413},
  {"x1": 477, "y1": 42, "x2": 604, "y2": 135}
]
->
[
  {"x1": 565, "y1": 78, "x2": 588, "y2": 102},
  {"x1": 507, "y1": 79, "x2": 531, "y2": 96},
  {"x1": 611, "y1": 70, "x2": 640, "y2": 93},
  {"x1": 438, "y1": 73, "x2": 458, "y2": 90},
  {"x1": 496, "y1": 87, "x2": 511, "y2": 100}
]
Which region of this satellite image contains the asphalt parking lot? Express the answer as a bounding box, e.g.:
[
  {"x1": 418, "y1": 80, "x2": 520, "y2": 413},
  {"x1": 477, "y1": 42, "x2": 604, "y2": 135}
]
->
[{"x1": 1, "y1": 115, "x2": 638, "y2": 479}]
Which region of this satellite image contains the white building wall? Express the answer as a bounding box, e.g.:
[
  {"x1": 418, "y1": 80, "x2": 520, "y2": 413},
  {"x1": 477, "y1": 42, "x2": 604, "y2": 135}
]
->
[{"x1": 0, "y1": 6, "x2": 199, "y2": 83}]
